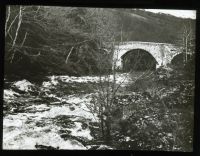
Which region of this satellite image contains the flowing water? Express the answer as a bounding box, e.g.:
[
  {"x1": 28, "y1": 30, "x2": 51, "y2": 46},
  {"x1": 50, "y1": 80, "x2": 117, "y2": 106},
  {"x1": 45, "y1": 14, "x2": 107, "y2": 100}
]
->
[{"x1": 3, "y1": 73, "x2": 134, "y2": 150}]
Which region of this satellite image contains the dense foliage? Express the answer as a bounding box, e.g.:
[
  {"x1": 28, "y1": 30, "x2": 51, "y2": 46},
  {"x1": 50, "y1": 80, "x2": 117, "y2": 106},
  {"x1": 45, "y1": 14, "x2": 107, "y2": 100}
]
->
[
  {"x1": 5, "y1": 6, "x2": 119, "y2": 80},
  {"x1": 103, "y1": 68, "x2": 194, "y2": 151}
]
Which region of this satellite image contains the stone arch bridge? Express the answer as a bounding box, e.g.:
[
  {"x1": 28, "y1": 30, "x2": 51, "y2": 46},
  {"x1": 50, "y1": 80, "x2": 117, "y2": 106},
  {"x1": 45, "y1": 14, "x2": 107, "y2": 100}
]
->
[{"x1": 113, "y1": 41, "x2": 182, "y2": 69}]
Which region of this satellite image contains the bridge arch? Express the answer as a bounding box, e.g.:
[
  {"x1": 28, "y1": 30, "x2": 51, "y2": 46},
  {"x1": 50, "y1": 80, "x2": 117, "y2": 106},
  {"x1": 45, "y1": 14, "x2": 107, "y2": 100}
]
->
[
  {"x1": 121, "y1": 49, "x2": 158, "y2": 71},
  {"x1": 171, "y1": 53, "x2": 184, "y2": 67},
  {"x1": 171, "y1": 52, "x2": 193, "y2": 67},
  {"x1": 113, "y1": 41, "x2": 182, "y2": 69}
]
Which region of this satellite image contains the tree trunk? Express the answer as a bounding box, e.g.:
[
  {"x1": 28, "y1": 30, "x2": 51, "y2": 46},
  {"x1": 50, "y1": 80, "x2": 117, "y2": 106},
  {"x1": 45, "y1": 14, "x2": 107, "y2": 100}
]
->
[
  {"x1": 10, "y1": 6, "x2": 23, "y2": 63},
  {"x1": 99, "y1": 104, "x2": 105, "y2": 140},
  {"x1": 185, "y1": 37, "x2": 188, "y2": 63},
  {"x1": 100, "y1": 116, "x2": 105, "y2": 140},
  {"x1": 105, "y1": 115, "x2": 112, "y2": 144}
]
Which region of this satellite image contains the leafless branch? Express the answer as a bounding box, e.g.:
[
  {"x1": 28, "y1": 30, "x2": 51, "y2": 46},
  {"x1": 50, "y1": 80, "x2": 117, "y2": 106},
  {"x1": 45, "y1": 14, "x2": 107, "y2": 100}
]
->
[
  {"x1": 65, "y1": 46, "x2": 74, "y2": 64},
  {"x1": 5, "y1": 6, "x2": 11, "y2": 35},
  {"x1": 20, "y1": 32, "x2": 28, "y2": 47},
  {"x1": 12, "y1": 6, "x2": 22, "y2": 48},
  {"x1": 10, "y1": 6, "x2": 23, "y2": 63},
  {"x1": 6, "y1": 13, "x2": 19, "y2": 37}
]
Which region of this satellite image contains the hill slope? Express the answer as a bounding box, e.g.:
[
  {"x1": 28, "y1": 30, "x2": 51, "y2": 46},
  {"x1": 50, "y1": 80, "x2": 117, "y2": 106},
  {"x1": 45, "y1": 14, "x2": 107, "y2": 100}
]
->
[{"x1": 114, "y1": 9, "x2": 195, "y2": 44}]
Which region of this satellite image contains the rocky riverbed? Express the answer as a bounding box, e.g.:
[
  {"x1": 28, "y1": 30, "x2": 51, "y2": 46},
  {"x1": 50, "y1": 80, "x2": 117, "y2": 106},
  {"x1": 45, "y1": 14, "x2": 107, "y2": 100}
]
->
[{"x1": 3, "y1": 73, "x2": 134, "y2": 150}]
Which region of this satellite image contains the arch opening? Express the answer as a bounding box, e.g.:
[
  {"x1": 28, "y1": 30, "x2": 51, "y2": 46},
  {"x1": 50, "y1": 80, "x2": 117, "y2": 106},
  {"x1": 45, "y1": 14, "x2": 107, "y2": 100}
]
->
[
  {"x1": 171, "y1": 53, "x2": 193, "y2": 67},
  {"x1": 171, "y1": 53, "x2": 184, "y2": 67},
  {"x1": 121, "y1": 49, "x2": 158, "y2": 72}
]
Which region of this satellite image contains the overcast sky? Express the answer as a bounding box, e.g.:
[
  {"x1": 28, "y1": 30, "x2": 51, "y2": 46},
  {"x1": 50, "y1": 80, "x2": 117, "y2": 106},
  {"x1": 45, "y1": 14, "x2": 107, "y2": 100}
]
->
[{"x1": 144, "y1": 9, "x2": 196, "y2": 19}]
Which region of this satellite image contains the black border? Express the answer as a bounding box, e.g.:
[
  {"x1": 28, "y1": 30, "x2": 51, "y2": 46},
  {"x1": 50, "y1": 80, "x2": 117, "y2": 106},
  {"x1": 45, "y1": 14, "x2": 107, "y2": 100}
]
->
[
  {"x1": 0, "y1": 0, "x2": 199, "y2": 9},
  {"x1": 0, "y1": 1, "x2": 199, "y2": 156}
]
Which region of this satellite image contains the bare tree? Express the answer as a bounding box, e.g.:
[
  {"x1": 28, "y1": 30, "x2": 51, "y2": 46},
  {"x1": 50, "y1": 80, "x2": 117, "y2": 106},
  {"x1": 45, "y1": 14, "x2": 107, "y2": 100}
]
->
[
  {"x1": 5, "y1": 6, "x2": 44, "y2": 63},
  {"x1": 177, "y1": 21, "x2": 195, "y2": 64}
]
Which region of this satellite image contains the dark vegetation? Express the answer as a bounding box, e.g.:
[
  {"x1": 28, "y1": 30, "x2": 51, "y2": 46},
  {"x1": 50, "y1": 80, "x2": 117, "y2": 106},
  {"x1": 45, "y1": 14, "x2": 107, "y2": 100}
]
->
[
  {"x1": 5, "y1": 6, "x2": 118, "y2": 81},
  {"x1": 88, "y1": 65, "x2": 194, "y2": 151}
]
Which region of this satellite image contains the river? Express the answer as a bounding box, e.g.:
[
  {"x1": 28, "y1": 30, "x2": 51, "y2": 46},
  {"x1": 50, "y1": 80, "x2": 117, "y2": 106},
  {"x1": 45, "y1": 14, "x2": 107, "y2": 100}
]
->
[{"x1": 3, "y1": 73, "x2": 135, "y2": 149}]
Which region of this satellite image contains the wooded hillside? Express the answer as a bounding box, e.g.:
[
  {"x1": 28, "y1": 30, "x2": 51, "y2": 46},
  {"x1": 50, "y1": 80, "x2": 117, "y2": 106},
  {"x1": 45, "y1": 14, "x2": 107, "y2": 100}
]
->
[{"x1": 4, "y1": 6, "x2": 195, "y2": 80}]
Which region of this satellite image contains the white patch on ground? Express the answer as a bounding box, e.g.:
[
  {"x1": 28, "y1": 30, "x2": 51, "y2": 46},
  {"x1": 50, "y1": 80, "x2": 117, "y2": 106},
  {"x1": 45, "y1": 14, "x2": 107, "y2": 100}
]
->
[{"x1": 13, "y1": 80, "x2": 33, "y2": 92}]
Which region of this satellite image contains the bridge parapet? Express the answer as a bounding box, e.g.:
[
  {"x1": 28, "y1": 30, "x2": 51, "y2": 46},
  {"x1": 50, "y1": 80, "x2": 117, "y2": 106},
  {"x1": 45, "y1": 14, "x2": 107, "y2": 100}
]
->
[{"x1": 115, "y1": 41, "x2": 173, "y2": 46}]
